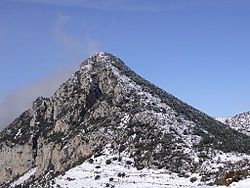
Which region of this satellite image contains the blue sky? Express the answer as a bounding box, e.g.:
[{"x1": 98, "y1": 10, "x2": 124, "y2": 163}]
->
[{"x1": 0, "y1": 0, "x2": 250, "y2": 128}]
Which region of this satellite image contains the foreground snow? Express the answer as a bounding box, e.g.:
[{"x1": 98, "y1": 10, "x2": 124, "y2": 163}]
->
[
  {"x1": 10, "y1": 168, "x2": 36, "y2": 187},
  {"x1": 10, "y1": 148, "x2": 250, "y2": 187},
  {"x1": 227, "y1": 178, "x2": 250, "y2": 188},
  {"x1": 53, "y1": 151, "x2": 202, "y2": 188},
  {"x1": 48, "y1": 149, "x2": 249, "y2": 188}
]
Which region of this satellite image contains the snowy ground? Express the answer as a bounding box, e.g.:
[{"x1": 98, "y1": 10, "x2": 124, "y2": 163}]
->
[
  {"x1": 227, "y1": 179, "x2": 250, "y2": 188},
  {"x1": 10, "y1": 148, "x2": 250, "y2": 188},
  {"x1": 50, "y1": 149, "x2": 250, "y2": 188},
  {"x1": 10, "y1": 168, "x2": 36, "y2": 187},
  {"x1": 52, "y1": 152, "x2": 203, "y2": 188}
]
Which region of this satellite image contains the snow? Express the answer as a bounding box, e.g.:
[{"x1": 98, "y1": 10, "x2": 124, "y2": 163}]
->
[
  {"x1": 119, "y1": 114, "x2": 130, "y2": 128},
  {"x1": 228, "y1": 178, "x2": 250, "y2": 188},
  {"x1": 47, "y1": 148, "x2": 250, "y2": 188},
  {"x1": 10, "y1": 168, "x2": 36, "y2": 187},
  {"x1": 198, "y1": 150, "x2": 250, "y2": 186},
  {"x1": 14, "y1": 128, "x2": 22, "y2": 139},
  {"x1": 51, "y1": 149, "x2": 205, "y2": 188},
  {"x1": 216, "y1": 113, "x2": 250, "y2": 136},
  {"x1": 214, "y1": 152, "x2": 250, "y2": 163},
  {"x1": 215, "y1": 117, "x2": 228, "y2": 123},
  {"x1": 109, "y1": 65, "x2": 140, "y2": 92}
]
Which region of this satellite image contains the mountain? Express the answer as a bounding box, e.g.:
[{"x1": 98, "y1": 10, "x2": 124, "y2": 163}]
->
[
  {"x1": 216, "y1": 112, "x2": 250, "y2": 136},
  {"x1": 0, "y1": 52, "x2": 250, "y2": 188}
]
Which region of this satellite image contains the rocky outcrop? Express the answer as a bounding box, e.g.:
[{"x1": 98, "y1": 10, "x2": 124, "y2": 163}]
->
[
  {"x1": 0, "y1": 52, "x2": 250, "y2": 187},
  {"x1": 217, "y1": 112, "x2": 250, "y2": 136},
  {"x1": 0, "y1": 144, "x2": 33, "y2": 184},
  {"x1": 0, "y1": 110, "x2": 34, "y2": 185}
]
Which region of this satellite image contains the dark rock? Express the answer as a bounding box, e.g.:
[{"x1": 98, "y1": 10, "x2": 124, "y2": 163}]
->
[
  {"x1": 66, "y1": 177, "x2": 75, "y2": 181},
  {"x1": 126, "y1": 161, "x2": 133, "y2": 165},
  {"x1": 106, "y1": 160, "x2": 112, "y2": 165},
  {"x1": 136, "y1": 165, "x2": 144, "y2": 170},
  {"x1": 190, "y1": 177, "x2": 197, "y2": 183},
  {"x1": 95, "y1": 175, "x2": 101, "y2": 180}
]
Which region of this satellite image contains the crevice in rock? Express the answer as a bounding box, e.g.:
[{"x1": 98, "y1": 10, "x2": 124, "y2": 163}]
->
[
  {"x1": 31, "y1": 132, "x2": 39, "y2": 163},
  {"x1": 86, "y1": 80, "x2": 102, "y2": 109},
  {"x1": 31, "y1": 98, "x2": 50, "y2": 167}
]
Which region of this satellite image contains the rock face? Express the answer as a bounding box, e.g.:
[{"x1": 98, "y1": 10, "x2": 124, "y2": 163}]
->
[
  {"x1": 217, "y1": 112, "x2": 250, "y2": 136},
  {"x1": 0, "y1": 52, "x2": 250, "y2": 187}
]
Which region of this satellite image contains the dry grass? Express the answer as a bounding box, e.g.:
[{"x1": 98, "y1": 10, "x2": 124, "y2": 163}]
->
[{"x1": 216, "y1": 170, "x2": 248, "y2": 186}]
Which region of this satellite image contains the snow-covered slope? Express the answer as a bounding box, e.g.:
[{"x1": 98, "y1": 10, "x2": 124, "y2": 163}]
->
[
  {"x1": 216, "y1": 112, "x2": 250, "y2": 136},
  {"x1": 44, "y1": 148, "x2": 203, "y2": 188},
  {"x1": 14, "y1": 147, "x2": 250, "y2": 188}
]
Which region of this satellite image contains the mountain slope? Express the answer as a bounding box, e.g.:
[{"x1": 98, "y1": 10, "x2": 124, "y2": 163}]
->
[
  {"x1": 0, "y1": 52, "x2": 250, "y2": 187},
  {"x1": 217, "y1": 112, "x2": 250, "y2": 136}
]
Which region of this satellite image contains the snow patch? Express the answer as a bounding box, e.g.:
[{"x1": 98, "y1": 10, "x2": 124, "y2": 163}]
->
[
  {"x1": 119, "y1": 114, "x2": 130, "y2": 128},
  {"x1": 10, "y1": 168, "x2": 36, "y2": 187},
  {"x1": 14, "y1": 128, "x2": 22, "y2": 139},
  {"x1": 228, "y1": 178, "x2": 250, "y2": 188},
  {"x1": 50, "y1": 149, "x2": 206, "y2": 188}
]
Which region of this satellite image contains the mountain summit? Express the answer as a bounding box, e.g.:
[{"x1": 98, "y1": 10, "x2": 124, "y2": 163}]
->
[
  {"x1": 217, "y1": 112, "x2": 250, "y2": 136},
  {"x1": 0, "y1": 52, "x2": 250, "y2": 187}
]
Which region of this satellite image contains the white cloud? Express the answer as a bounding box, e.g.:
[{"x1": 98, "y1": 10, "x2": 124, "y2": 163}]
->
[
  {"x1": 53, "y1": 14, "x2": 78, "y2": 50},
  {"x1": 53, "y1": 13, "x2": 99, "y2": 57},
  {"x1": 0, "y1": 67, "x2": 75, "y2": 131},
  {"x1": 84, "y1": 34, "x2": 99, "y2": 56},
  {"x1": 0, "y1": 13, "x2": 100, "y2": 131}
]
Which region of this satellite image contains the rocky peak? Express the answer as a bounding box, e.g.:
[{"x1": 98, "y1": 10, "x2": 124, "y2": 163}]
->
[
  {"x1": 217, "y1": 111, "x2": 250, "y2": 136},
  {"x1": 0, "y1": 52, "x2": 250, "y2": 187}
]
